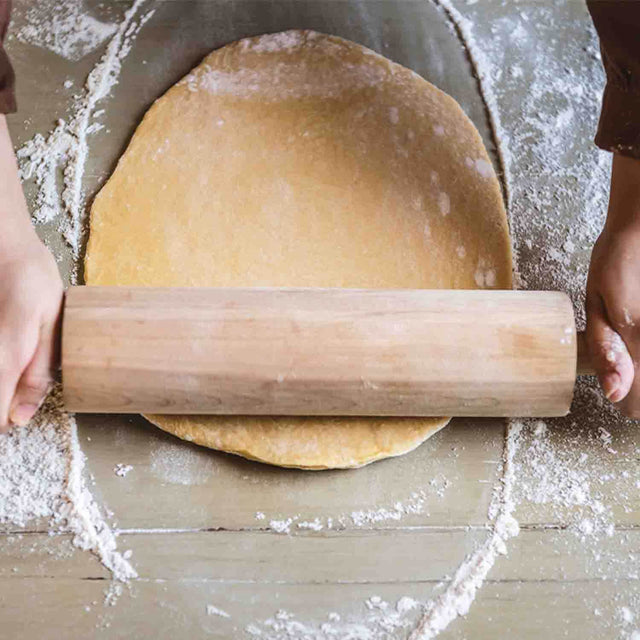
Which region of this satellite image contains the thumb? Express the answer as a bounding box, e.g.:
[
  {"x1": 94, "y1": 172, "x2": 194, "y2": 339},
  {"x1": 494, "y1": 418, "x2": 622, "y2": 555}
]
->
[
  {"x1": 9, "y1": 320, "x2": 59, "y2": 427},
  {"x1": 585, "y1": 294, "x2": 634, "y2": 403}
]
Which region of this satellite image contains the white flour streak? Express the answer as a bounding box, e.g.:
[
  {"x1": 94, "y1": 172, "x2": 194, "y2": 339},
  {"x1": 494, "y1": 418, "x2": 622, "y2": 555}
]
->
[
  {"x1": 207, "y1": 604, "x2": 231, "y2": 618},
  {"x1": 409, "y1": 422, "x2": 521, "y2": 639},
  {"x1": 432, "y1": 0, "x2": 512, "y2": 213},
  {"x1": 247, "y1": 602, "x2": 419, "y2": 639},
  {"x1": 17, "y1": 0, "x2": 152, "y2": 263},
  {"x1": 62, "y1": 406, "x2": 137, "y2": 581},
  {"x1": 260, "y1": 479, "x2": 449, "y2": 534},
  {"x1": 0, "y1": 393, "x2": 69, "y2": 526}
]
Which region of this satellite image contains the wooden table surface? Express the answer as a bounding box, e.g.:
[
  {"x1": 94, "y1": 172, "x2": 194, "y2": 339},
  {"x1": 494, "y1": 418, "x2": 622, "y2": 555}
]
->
[{"x1": 3, "y1": 1, "x2": 639, "y2": 638}]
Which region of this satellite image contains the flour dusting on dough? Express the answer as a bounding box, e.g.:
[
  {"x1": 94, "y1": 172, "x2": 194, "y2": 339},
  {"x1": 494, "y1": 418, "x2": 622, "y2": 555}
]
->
[
  {"x1": 438, "y1": 192, "x2": 451, "y2": 216},
  {"x1": 474, "y1": 260, "x2": 497, "y2": 288},
  {"x1": 242, "y1": 30, "x2": 315, "y2": 53},
  {"x1": 474, "y1": 158, "x2": 494, "y2": 178},
  {"x1": 184, "y1": 62, "x2": 390, "y2": 101}
]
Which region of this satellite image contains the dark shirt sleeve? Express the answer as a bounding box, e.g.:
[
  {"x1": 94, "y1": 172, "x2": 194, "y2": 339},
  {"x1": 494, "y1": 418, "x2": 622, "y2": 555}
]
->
[
  {"x1": 0, "y1": 0, "x2": 16, "y2": 114},
  {"x1": 587, "y1": 0, "x2": 640, "y2": 159}
]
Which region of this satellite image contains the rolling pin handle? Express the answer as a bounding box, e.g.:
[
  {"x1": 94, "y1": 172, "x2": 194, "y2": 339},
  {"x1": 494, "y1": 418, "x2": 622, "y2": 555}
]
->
[{"x1": 576, "y1": 331, "x2": 595, "y2": 376}]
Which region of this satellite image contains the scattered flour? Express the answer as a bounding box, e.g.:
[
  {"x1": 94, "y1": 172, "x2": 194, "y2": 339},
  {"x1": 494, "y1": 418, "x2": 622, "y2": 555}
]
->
[
  {"x1": 15, "y1": 0, "x2": 117, "y2": 61},
  {"x1": 184, "y1": 58, "x2": 389, "y2": 102},
  {"x1": 474, "y1": 158, "x2": 494, "y2": 179},
  {"x1": 473, "y1": 260, "x2": 497, "y2": 288},
  {"x1": 114, "y1": 463, "x2": 133, "y2": 478},
  {"x1": 261, "y1": 480, "x2": 449, "y2": 535},
  {"x1": 243, "y1": 30, "x2": 313, "y2": 54},
  {"x1": 397, "y1": 597, "x2": 421, "y2": 614},
  {"x1": 269, "y1": 517, "x2": 298, "y2": 534},
  {"x1": 297, "y1": 518, "x2": 324, "y2": 532},
  {"x1": 104, "y1": 581, "x2": 124, "y2": 606},
  {"x1": 246, "y1": 602, "x2": 421, "y2": 640},
  {"x1": 149, "y1": 441, "x2": 218, "y2": 486},
  {"x1": 207, "y1": 604, "x2": 231, "y2": 618}
]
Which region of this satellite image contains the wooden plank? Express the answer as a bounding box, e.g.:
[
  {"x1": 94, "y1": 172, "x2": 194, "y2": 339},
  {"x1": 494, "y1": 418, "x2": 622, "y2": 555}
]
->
[
  {"x1": 115, "y1": 527, "x2": 640, "y2": 584},
  {"x1": 0, "y1": 576, "x2": 636, "y2": 640},
  {"x1": 456, "y1": 580, "x2": 640, "y2": 640},
  {"x1": 0, "y1": 528, "x2": 638, "y2": 585}
]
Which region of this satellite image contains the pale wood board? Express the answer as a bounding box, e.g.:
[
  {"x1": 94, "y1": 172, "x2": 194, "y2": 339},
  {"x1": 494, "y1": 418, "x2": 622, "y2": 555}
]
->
[{"x1": 3, "y1": 0, "x2": 638, "y2": 638}]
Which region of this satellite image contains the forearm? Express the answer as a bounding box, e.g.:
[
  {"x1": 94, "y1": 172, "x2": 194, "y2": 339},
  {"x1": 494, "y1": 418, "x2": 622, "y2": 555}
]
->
[
  {"x1": 0, "y1": 115, "x2": 39, "y2": 257},
  {"x1": 602, "y1": 154, "x2": 640, "y2": 234}
]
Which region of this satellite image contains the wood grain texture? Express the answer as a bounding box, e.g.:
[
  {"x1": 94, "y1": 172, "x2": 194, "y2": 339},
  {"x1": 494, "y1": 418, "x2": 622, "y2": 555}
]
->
[
  {"x1": 0, "y1": 529, "x2": 637, "y2": 639},
  {"x1": 62, "y1": 286, "x2": 578, "y2": 417}
]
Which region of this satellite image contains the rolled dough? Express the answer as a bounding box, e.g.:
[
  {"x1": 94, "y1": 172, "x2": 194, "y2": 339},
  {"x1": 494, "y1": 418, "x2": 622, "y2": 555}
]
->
[{"x1": 85, "y1": 30, "x2": 512, "y2": 469}]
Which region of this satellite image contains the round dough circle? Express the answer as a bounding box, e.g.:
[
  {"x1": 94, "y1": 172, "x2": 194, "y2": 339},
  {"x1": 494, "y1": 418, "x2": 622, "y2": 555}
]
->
[{"x1": 85, "y1": 30, "x2": 512, "y2": 470}]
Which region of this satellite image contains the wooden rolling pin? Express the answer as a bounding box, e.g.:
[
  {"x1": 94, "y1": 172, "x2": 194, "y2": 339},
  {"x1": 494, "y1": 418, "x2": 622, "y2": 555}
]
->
[{"x1": 61, "y1": 286, "x2": 594, "y2": 418}]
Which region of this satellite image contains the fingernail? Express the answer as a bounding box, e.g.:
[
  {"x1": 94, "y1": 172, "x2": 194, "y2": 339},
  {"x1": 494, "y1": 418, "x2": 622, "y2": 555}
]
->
[
  {"x1": 9, "y1": 404, "x2": 39, "y2": 427},
  {"x1": 609, "y1": 388, "x2": 625, "y2": 404},
  {"x1": 603, "y1": 373, "x2": 621, "y2": 402}
]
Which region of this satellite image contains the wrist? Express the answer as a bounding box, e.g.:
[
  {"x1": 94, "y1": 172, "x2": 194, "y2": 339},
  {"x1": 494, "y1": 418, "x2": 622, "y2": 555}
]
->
[
  {"x1": 0, "y1": 116, "x2": 42, "y2": 258},
  {"x1": 0, "y1": 225, "x2": 48, "y2": 265}
]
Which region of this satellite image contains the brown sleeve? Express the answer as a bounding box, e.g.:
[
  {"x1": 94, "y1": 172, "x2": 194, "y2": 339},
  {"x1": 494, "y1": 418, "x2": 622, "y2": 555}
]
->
[
  {"x1": 587, "y1": 0, "x2": 640, "y2": 159},
  {"x1": 0, "y1": 0, "x2": 16, "y2": 114}
]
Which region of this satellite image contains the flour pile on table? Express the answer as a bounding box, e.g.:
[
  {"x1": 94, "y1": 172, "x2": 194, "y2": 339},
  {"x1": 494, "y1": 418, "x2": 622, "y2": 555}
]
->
[
  {"x1": 0, "y1": 388, "x2": 135, "y2": 581},
  {"x1": 0, "y1": 391, "x2": 68, "y2": 527}
]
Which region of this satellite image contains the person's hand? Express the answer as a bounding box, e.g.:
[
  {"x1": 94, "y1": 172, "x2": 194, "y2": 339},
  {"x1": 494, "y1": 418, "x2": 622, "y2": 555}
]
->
[
  {"x1": 0, "y1": 114, "x2": 64, "y2": 432},
  {"x1": 585, "y1": 153, "x2": 640, "y2": 416},
  {"x1": 0, "y1": 243, "x2": 63, "y2": 431}
]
